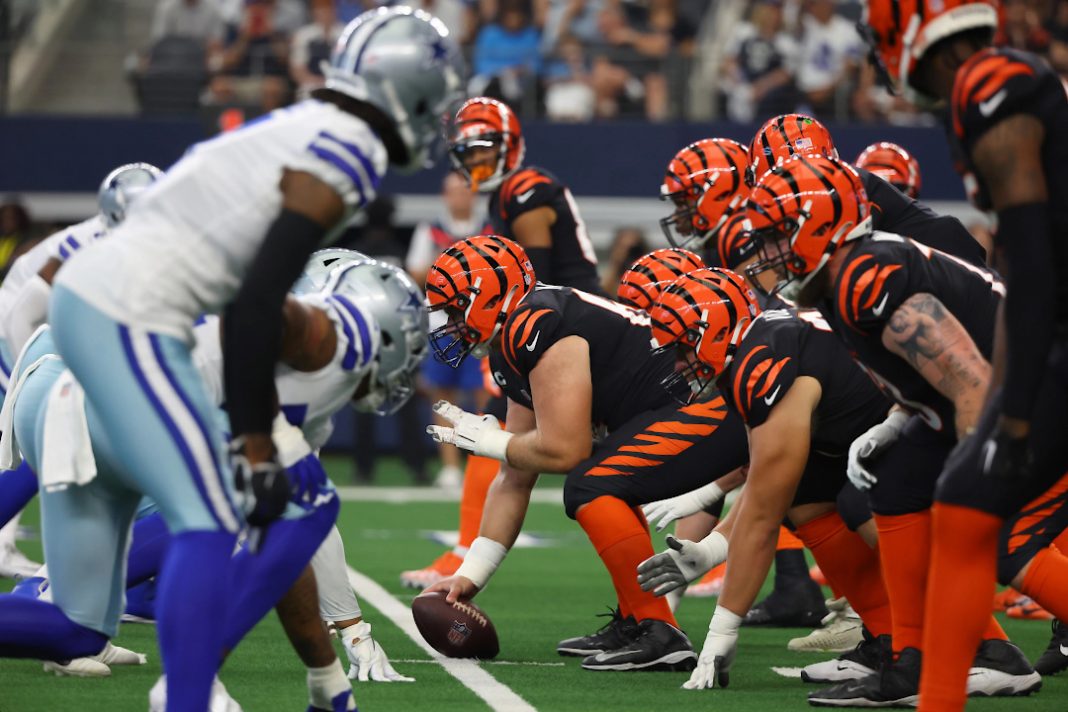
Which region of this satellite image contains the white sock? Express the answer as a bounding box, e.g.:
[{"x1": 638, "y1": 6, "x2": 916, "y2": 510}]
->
[
  {"x1": 307, "y1": 658, "x2": 354, "y2": 710},
  {"x1": 312, "y1": 527, "x2": 362, "y2": 621}
]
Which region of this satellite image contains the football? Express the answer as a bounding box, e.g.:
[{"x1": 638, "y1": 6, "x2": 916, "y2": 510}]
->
[{"x1": 412, "y1": 592, "x2": 500, "y2": 659}]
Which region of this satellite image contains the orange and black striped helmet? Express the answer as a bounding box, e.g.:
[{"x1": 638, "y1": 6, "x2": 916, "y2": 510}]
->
[
  {"x1": 617, "y1": 248, "x2": 706, "y2": 312},
  {"x1": 745, "y1": 154, "x2": 872, "y2": 296},
  {"x1": 855, "y1": 142, "x2": 922, "y2": 199},
  {"x1": 747, "y1": 114, "x2": 838, "y2": 186},
  {"x1": 649, "y1": 268, "x2": 760, "y2": 401},
  {"x1": 861, "y1": 0, "x2": 996, "y2": 99},
  {"x1": 660, "y1": 138, "x2": 749, "y2": 249},
  {"x1": 448, "y1": 97, "x2": 526, "y2": 193},
  {"x1": 717, "y1": 212, "x2": 761, "y2": 270},
  {"x1": 426, "y1": 235, "x2": 534, "y2": 366}
]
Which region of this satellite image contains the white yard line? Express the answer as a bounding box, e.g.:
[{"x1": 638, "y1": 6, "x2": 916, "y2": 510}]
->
[
  {"x1": 346, "y1": 566, "x2": 538, "y2": 712},
  {"x1": 335, "y1": 486, "x2": 563, "y2": 505},
  {"x1": 392, "y1": 659, "x2": 565, "y2": 668}
]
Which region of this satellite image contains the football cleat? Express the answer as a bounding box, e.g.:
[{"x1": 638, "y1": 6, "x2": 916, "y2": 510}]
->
[
  {"x1": 992, "y1": 587, "x2": 1026, "y2": 612},
  {"x1": 580, "y1": 619, "x2": 697, "y2": 672},
  {"x1": 557, "y1": 608, "x2": 639, "y2": 657},
  {"x1": 1005, "y1": 596, "x2": 1053, "y2": 620},
  {"x1": 434, "y1": 465, "x2": 463, "y2": 491},
  {"x1": 43, "y1": 657, "x2": 111, "y2": 678},
  {"x1": 789, "y1": 598, "x2": 864, "y2": 653},
  {"x1": 400, "y1": 551, "x2": 463, "y2": 590},
  {"x1": 684, "y1": 562, "x2": 726, "y2": 598},
  {"x1": 801, "y1": 634, "x2": 890, "y2": 684},
  {"x1": 95, "y1": 642, "x2": 147, "y2": 666},
  {"x1": 808, "y1": 647, "x2": 920, "y2": 708},
  {"x1": 0, "y1": 544, "x2": 41, "y2": 580},
  {"x1": 744, "y1": 581, "x2": 829, "y2": 628},
  {"x1": 150, "y1": 675, "x2": 243, "y2": 712},
  {"x1": 967, "y1": 639, "x2": 1042, "y2": 697},
  {"x1": 1034, "y1": 620, "x2": 1068, "y2": 676}
]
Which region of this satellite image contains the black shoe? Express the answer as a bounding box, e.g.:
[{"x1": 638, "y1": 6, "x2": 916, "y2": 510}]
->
[
  {"x1": 557, "y1": 608, "x2": 639, "y2": 657},
  {"x1": 968, "y1": 638, "x2": 1042, "y2": 697},
  {"x1": 744, "y1": 582, "x2": 829, "y2": 627},
  {"x1": 802, "y1": 634, "x2": 890, "y2": 684},
  {"x1": 1035, "y1": 619, "x2": 1068, "y2": 677},
  {"x1": 808, "y1": 647, "x2": 920, "y2": 708},
  {"x1": 581, "y1": 619, "x2": 697, "y2": 672}
]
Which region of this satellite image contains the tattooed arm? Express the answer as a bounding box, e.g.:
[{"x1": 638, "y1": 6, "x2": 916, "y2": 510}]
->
[{"x1": 881, "y1": 293, "x2": 992, "y2": 438}]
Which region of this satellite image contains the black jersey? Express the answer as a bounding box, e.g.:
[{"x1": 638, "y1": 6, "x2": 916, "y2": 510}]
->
[
  {"x1": 488, "y1": 285, "x2": 680, "y2": 432},
  {"x1": 718, "y1": 300, "x2": 890, "y2": 456},
  {"x1": 489, "y1": 166, "x2": 602, "y2": 294},
  {"x1": 823, "y1": 232, "x2": 1004, "y2": 434},
  {"x1": 857, "y1": 166, "x2": 986, "y2": 266}
]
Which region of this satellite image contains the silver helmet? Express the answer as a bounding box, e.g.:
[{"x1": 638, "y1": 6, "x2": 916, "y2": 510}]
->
[
  {"x1": 292, "y1": 248, "x2": 367, "y2": 295},
  {"x1": 324, "y1": 258, "x2": 429, "y2": 415},
  {"x1": 323, "y1": 6, "x2": 465, "y2": 173},
  {"x1": 98, "y1": 162, "x2": 163, "y2": 228}
]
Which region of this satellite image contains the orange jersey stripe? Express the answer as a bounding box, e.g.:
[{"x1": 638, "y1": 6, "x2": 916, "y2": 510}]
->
[
  {"x1": 731, "y1": 346, "x2": 767, "y2": 420},
  {"x1": 1007, "y1": 472, "x2": 1068, "y2": 553},
  {"x1": 646, "y1": 420, "x2": 721, "y2": 436},
  {"x1": 600, "y1": 455, "x2": 664, "y2": 468},
  {"x1": 837, "y1": 254, "x2": 875, "y2": 333}
]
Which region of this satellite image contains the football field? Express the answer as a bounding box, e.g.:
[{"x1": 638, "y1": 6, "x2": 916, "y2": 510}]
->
[{"x1": 2, "y1": 459, "x2": 1066, "y2": 712}]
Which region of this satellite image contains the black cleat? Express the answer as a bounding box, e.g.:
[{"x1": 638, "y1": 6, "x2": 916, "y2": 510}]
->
[
  {"x1": 802, "y1": 634, "x2": 890, "y2": 684},
  {"x1": 557, "y1": 608, "x2": 639, "y2": 657},
  {"x1": 808, "y1": 647, "x2": 920, "y2": 708},
  {"x1": 581, "y1": 619, "x2": 697, "y2": 672},
  {"x1": 744, "y1": 582, "x2": 829, "y2": 628},
  {"x1": 968, "y1": 638, "x2": 1042, "y2": 697},
  {"x1": 1035, "y1": 619, "x2": 1068, "y2": 677}
]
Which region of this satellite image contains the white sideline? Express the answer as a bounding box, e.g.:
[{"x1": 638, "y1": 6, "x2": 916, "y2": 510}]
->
[
  {"x1": 336, "y1": 486, "x2": 563, "y2": 504},
  {"x1": 345, "y1": 566, "x2": 538, "y2": 712}
]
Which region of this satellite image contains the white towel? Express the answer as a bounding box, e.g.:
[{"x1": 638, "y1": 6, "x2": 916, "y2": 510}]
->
[{"x1": 39, "y1": 370, "x2": 97, "y2": 493}]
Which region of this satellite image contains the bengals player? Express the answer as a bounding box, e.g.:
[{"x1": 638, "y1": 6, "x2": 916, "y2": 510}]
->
[
  {"x1": 422, "y1": 236, "x2": 750, "y2": 672},
  {"x1": 449, "y1": 97, "x2": 601, "y2": 294},
  {"x1": 863, "y1": 0, "x2": 1068, "y2": 702},
  {"x1": 640, "y1": 268, "x2": 895, "y2": 692},
  {"x1": 855, "y1": 142, "x2": 922, "y2": 200},
  {"x1": 743, "y1": 154, "x2": 1049, "y2": 706}
]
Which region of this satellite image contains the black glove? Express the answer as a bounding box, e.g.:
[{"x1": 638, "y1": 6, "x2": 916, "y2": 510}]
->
[
  {"x1": 979, "y1": 425, "x2": 1033, "y2": 482},
  {"x1": 231, "y1": 440, "x2": 291, "y2": 550}
]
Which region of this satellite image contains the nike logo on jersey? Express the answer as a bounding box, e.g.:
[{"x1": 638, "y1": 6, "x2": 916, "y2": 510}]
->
[
  {"x1": 525, "y1": 332, "x2": 540, "y2": 351},
  {"x1": 872, "y1": 293, "x2": 890, "y2": 317},
  {"x1": 979, "y1": 89, "x2": 1008, "y2": 117},
  {"x1": 764, "y1": 384, "x2": 782, "y2": 407},
  {"x1": 516, "y1": 189, "x2": 536, "y2": 204}
]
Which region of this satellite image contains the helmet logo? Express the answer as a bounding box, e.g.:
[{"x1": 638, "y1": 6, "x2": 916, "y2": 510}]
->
[{"x1": 793, "y1": 137, "x2": 814, "y2": 151}]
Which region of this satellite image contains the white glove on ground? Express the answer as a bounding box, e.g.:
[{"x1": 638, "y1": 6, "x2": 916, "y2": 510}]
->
[
  {"x1": 683, "y1": 607, "x2": 741, "y2": 690},
  {"x1": 342, "y1": 621, "x2": 414, "y2": 682}
]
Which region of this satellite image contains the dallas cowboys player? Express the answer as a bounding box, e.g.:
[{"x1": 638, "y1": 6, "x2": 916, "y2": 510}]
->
[
  {"x1": 46, "y1": 8, "x2": 463, "y2": 710},
  {"x1": 0, "y1": 163, "x2": 160, "y2": 580}
]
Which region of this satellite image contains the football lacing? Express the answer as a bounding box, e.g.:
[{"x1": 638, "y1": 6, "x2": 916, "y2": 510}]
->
[{"x1": 451, "y1": 601, "x2": 488, "y2": 627}]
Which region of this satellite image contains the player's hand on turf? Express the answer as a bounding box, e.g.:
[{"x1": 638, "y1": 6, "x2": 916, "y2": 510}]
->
[
  {"x1": 641, "y1": 482, "x2": 725, "y2": 532},
  {"x1": 846, "y1": 409, "x2": 908, "y2": 490},
  {"x1": 980, "y1": 419, "x2": 1033, "y2": 481},
  {"x1": 424, "y1": 575, "x2": 479, "y2": 604},
  {"x1": 426, "y1": 401, "x2": 512, "y2": 461},
  {"x1": 683, "y1": 608, "x2": 741, "y2": 690},
  {"x1": 345, "y1": 624, "x2": 415, "y2": 682},
  {"x1": 637, "y1": 533, "x2": 728, "y2": 596}
]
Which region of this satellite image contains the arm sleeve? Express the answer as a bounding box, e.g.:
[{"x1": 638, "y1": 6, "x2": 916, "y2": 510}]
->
[{"x1": 223, "y1": 209, "x2": 327, "y2": 437}]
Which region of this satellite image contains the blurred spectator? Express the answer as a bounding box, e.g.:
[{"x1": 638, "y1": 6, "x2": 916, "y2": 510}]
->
[
  {"x1": 0, "y1": 200, "x2": 32, "y2": 279},
  {"x1": 721, "y1": 0, "x2": 798, "y2": 122},
  {"x1": 795, "y1": 0, "x2": 863, "y2": 118},
  {"x1": 413, "y1": 0, "x2": 479, "y2": 44},
  {"x1": 996, "y1": 0, "x2": 1050, "y2": 52},
  {"x1": 1049, "y1": 27, "x2": 1068, "y2": 78},
  {"x1": 601, "y1": 226, "x2": 649, "y2": 296},
  {"x1": 289, "y1": 0, "x2": 343, "y2": 97},
  {"x1": 209, "y1": 0, "x2": 293, "y2": 111},
  {"x1": 471, "y1": 0, "x2": 543, "y2": 104},
  {"x1": 544, "y1": 34, "x2": 597, "y2": 121},
  {"x1": 542, "y1": 0, "x2": 607, "y2": 52},
  {"x1": 408, "y1": 172, "x2": 493, "y2": 489},
  {"x1": 348, "y1": 196, "x2": 408, "y2": 267},
  {"x1": 151, "y1": 0, "x2": 226, "y2": 46},
  {"x1": 217, "y1": 0, "x2": 305, "y2": 33}
]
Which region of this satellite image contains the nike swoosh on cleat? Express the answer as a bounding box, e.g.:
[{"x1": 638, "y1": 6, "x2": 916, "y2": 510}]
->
[{"x1": 1059, "y1": 645, "x2": 1068, "y2": 656}]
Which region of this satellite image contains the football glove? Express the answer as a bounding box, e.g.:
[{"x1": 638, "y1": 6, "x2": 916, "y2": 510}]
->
[
  {"x1": 846, "y1": 409, "x2": 908, "y2": 490},
  {"x1": 683, "y1": 607, "x2": 741, "y2": 690},
  {"x1": 426, "y1": 400, "x2": 513, "y2": 461},
  {"x1": 637, "y1": 532, "x2": 728, "y2": 597},
  {"x1": 342, "y1": 621, "x2": 415, "y2": 683},
  {"x1": 980, "y1": 424, "x2": 1033, "y2": 481},
  {"x1": 642, "y1": 482, "x2": 726, "y2": 532},
  {"x1": 231, "y1": 439, "x2": 290, "y2": 551}
]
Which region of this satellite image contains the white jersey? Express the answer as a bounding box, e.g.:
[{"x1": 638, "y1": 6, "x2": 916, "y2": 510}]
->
[
  {"x1": 55, "y1": 100, "x2": 388, "y2": 342},
  {"x1": 191, "y1": 292, "x2": 379, "y2": 451}
]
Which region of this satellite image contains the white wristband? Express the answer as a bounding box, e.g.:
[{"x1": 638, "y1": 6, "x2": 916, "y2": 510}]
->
[
  {"x1": 697, "y1": 530, "x2": 729, "y2": 568},
  {"x1": 474, "y1": 427, "x2": 514, "y2": 462},
  {"x1": 454, "y1": 536, "x2": 508, "y2": 590},
  {"x1": 271, "y1": 413, "x2": 312, "y2": 467},
  {"x1": 696, "y1": 481, "x2": 726, "y2": 508},
  {"x1": 709, "y1": 605, "x2": 743, "y2": 635}
]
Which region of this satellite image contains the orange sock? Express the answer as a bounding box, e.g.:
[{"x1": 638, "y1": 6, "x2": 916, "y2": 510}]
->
[
  {"x1": 778, "y1": 526, "x2": 805, "y2": 550},
  {"x1": 918, "y1": 503, "x2": 1001, "y2": 712},
  {"x1": 873, "y1": 511, "x2": 931, "y2": 652},
  {"x1": 576, "y1": 496, "x2": 677, "y2": 626},
  {"x1": 795, "y1": 511, "x2": 892, "y2": 638},
  {"x1": 456, "y1": 454, "x2": 500, "y2": 551},
  {"x1": 1019, "y1": 546, "x2": 1068, "y2": 620}
]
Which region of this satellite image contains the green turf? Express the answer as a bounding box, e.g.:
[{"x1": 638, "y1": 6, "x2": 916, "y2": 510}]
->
[{"x1": 2, "y1": 491, "x2": 1066, "y2": 711}]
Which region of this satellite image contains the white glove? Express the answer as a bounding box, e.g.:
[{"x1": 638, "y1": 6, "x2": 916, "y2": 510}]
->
[
  {"x1": 342, "y1": 621, "x2": 414, "y2": 683},
  {"x1": 847, "y1": 409, "x2": 908, "y2": 491},
  {"x1": 683, "y1": 607, "x2": 741, "y2": 690},
  {"x1": 636, "y1": 532, "x2": 728, "y2": 596},
  {"x1": 426, "y1": 400, "x2": 513, "y2": 461},
  {"x1": 642, "y1": 482, "x2": 726, "y2": 532}
]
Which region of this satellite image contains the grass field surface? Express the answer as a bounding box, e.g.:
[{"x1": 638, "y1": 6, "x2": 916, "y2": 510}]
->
[{"x1": 1, "y1": 457, "x2": 1065, "y2": 711}]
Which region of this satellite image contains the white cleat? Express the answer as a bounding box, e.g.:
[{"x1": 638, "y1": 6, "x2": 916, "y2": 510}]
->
[
  {"x1": 149, "y1": 675, "x2": 243, "y2": 712},
  {"x1": 96, "y1": 641, "x2": 147, "y2": 666},
  {"x1": 43, "y1": 657, "x2": 111, "y2": 677},
  {"x1": 788, "y1": 597, "x2": 864, "y2": 653},
  {"x1": 0, "y1": 544, "x2": 42, "y2": 579}
]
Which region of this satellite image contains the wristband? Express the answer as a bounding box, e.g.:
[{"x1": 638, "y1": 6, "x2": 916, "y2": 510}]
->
[
  {"x1": 709, "y1": 605, "x2": 743, "y2": 634},
  {"x1": 475, "y1": 427, "x2": 514, "y2": 462},
  {"x1": 271, "y1": 413, "x2": 312, "y2": 467},
  {"x1": 698, "y1": 530, "x2": 729, "y2": 567},
  {"x1": 454, "y1": 536, "x2": 508, "y2": 589},
  {"x1": 697, "y1": 481, "x2": 726, "y2": 507}
]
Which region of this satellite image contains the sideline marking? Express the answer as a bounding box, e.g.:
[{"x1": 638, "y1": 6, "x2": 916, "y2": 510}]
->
[
  {"x1": 346, "y1": 566, "x2": 538, "y2": 712},
  {"x1": 336, "y1": 486, "x2": 563, "y2": 505},
  {"x1": 771, "y1": 666, "x2": 805, "y2": 678}
]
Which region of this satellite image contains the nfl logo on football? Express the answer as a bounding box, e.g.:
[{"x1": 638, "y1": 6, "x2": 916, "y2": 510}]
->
[{"x1": 447, "y1": 620, "x2": 472, "y2": 646}]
